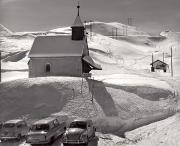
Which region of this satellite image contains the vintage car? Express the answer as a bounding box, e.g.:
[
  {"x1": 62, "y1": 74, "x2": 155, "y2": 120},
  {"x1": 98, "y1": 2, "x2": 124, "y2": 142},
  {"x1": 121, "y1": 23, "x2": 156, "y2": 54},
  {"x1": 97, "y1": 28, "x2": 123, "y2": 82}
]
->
[
  {"x1": 26, "y1": 117, "x2": 66, "y2": 145},
  {"x1": 63, "y1": 118, "x2": 96, "y2": 146},
  {"x1": 0, "y1": 119, "x2": 28, "y2": 141}
]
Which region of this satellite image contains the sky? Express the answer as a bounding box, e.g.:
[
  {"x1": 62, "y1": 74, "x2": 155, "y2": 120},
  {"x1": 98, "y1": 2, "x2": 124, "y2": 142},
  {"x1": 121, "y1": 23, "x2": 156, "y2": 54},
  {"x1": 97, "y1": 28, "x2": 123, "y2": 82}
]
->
[{"x1": 0, "y1": 0, "x2": 180, "y2": 34}]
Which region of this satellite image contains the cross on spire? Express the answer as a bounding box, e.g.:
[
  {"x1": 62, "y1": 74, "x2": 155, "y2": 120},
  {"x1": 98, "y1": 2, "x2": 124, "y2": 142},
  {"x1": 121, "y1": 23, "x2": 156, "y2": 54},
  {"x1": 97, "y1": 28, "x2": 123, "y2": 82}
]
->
[{"x1": 77, "y1": 1, "x2": 80, "y2": 16}]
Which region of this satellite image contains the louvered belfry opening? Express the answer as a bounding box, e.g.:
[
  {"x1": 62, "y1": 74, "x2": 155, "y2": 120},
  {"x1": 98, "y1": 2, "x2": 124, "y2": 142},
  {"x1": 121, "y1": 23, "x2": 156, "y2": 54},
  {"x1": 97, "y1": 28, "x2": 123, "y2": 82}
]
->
[{"x1": 72, "y1": 27, "x2": 84, "y2": 40}]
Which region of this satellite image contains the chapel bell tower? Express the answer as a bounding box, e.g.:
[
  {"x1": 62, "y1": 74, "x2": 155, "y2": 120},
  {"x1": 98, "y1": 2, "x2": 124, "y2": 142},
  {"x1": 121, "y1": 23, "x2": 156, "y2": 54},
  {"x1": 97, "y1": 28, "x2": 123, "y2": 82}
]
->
[{"x1": 71, "y1": 3, "x2": 85, "y2": 40}]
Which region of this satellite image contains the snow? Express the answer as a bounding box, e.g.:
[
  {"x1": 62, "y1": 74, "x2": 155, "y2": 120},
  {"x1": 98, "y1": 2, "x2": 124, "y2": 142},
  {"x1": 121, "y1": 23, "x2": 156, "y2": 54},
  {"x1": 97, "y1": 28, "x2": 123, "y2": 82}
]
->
[
  {"x1": 125, "y1": 113, "x2": 180, "y2": 146},
  {"x1": 1, "y1": 71, "x2": 28, "y2": 82},
  {"x1": 94, "y1": 74, "x2": 173, "y2": 91},
  {"x1": 85, "y1": 21, "x2": 150, "y2": 36},
  {"x1": 0, "y1": 21, "x2": 180, "y2": 146},
  {"x1": 89, "y1": 33, "x2": 153, "y2": 56},
  {"x1": 2, "y1": 57, "x2": 29, "y2": 71},
  {"x1": 50, "y1": 26, "x2": 71, "y2": 34},
  {"x1": 0, "y1": 36, "x2": 33, "y2": 53}
]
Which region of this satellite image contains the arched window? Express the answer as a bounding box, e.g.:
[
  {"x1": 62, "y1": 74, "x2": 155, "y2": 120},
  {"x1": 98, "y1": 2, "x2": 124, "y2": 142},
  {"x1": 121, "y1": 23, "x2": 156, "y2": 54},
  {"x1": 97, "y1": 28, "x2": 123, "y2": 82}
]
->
[{"x1": 45, "y1": 63, "x2": 51, "y2": 73}]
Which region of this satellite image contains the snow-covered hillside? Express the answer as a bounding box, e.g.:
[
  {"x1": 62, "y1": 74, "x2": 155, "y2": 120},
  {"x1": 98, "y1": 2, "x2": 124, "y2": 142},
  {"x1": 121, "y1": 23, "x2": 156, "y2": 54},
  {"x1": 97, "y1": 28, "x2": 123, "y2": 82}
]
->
[
  {"x1": 0, "y1": 21, "x2": 180, "y2": 146},
  {"x1": 85, "y1": 21, "x2": 149, "y2": 36}
]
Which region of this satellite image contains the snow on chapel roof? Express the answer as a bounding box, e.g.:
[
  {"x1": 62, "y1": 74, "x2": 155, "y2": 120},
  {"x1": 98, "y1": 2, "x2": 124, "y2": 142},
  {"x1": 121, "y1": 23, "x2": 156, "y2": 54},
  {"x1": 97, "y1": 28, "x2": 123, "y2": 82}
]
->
[{"x1": 29, "y1": 35, "x2": 85, "y2": 57}]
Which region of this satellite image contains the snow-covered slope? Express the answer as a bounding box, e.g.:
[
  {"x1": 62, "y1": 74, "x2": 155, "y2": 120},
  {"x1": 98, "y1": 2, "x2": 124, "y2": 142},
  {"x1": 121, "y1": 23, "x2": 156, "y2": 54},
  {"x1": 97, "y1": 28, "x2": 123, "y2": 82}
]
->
[
  {"x1": 0, "y1": 77, "x2": 175, "y2": 133},
  {"x1": 152, "y1": 31, "x2": 180, "y2": 77},
  {"x1": 125, "y1": 112, "x2": 180, "y2": 146},
  {"x1": 50, "y1": 26, "x2": 71, "y2": 34},
  {"x1": 85, "y1": 21, "x2": 149, "y2": 36},
  {"x1": 0, "y1": 21, "x2": 180, "y2": 145}
]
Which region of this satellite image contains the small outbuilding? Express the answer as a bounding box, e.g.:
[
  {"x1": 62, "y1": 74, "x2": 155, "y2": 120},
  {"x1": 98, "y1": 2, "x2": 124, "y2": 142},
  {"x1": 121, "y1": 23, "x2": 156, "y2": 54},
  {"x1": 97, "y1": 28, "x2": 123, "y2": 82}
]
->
[
  {"x1": 28, "y1": 4, "x2": 101, "y2": 77},
  {"x1": 150, "y1": 60, "x2": 169, "y2": 72}
]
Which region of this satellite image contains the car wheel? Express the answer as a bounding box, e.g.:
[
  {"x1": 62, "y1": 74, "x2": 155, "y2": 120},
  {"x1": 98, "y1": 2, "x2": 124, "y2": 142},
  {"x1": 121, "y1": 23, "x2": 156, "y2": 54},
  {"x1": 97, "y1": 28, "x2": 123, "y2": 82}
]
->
[
  {"x1": 84, "y1": 142, "x2": 88, "y2": 146},
  {"x1": 50, "y1": 136, "x2": 55, "y2": 144}
]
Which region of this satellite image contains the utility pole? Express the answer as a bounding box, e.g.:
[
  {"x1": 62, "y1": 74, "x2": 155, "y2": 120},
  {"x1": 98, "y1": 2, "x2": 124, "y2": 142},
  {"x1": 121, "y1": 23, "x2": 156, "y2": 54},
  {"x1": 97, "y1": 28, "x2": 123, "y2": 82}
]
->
[
  {"x1": 115, "y1": 27, "x2": 118, "y2": 40},
  {"x1": 112, "y1": 27, "x2": 118, "y2": 39},
  {"x1": 123, "y1": 25, "x2": 127, "y2": 36},
  {"x1": 126, "y1": 25, "x2": 128, "y2": 36},
  {"x1": 84, "y1": 21, "x2": 86, "y2": 29},
  {"x1": 128, "y1": 17, "x2": 133, "y2": 26},
  {"x1": 112, "y1": 28, "x2": 114, "y2": 39},
  {"x1": 151, "y1": 53, "x2": 155, "y2": 72},
  {"x1": 0, "y1": 51, "x2": 1, "y2": 82},
  {"x1": 122, "y1": 26, "x2": 124, "y2": 36},
  {"x1": 163, "y1": 52, "x2": 165, "y2": 62},
  {"x1": 128, "y1": 17, "x2": 134, "y2": 26},
  {"x1": 128, "y1": 18, "x2": 130, "y2": 26},
  {"x1": 90, "y1": 20, "x2": 93, "y2": 40},
  {"x1": 85, "y1": 20, "x2": 93, "y2": 40},
  {"x1": 171, "y1": 47, "x2": 173, "y2": 77},
  {"x1": 84, "y1": 21, "x2": 87, "y2": 35}
]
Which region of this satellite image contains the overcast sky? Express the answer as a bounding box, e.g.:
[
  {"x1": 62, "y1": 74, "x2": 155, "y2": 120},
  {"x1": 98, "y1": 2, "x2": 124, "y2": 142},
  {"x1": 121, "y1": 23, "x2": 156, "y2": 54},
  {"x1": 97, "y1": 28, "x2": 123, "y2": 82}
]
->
[{"x1": 0, "y1": 0, "x2": 179, "y2": 34}]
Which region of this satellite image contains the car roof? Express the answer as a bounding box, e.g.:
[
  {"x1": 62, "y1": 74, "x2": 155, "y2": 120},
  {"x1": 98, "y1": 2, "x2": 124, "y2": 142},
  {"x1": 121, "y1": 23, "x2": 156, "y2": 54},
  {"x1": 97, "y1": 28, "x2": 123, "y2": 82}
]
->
[
  {"x1": 33, "y1": 117, "x2": 56, "y2": 125},
  {"x1": 72, "y1": 118, "x2": 91, "y2": 123},
  {"x1": 5, "y1": 119, "x2": 24, "y2": 124}
]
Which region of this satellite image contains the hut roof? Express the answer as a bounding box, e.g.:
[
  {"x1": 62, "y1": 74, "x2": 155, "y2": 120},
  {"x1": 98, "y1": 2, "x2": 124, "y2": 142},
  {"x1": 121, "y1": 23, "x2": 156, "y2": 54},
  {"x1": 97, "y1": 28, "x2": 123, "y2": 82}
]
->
[{"x1": 150, "y1": 60, "x2": 168, "y2": 66}]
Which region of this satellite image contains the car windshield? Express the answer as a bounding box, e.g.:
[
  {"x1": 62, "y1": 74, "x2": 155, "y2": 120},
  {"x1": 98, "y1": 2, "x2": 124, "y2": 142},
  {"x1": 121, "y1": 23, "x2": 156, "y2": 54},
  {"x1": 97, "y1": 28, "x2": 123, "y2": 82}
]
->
[
  {"x1": 69, "y1": 121, "x2": 87, "y2": 129},
  {"x1": 31, "y1": 124, "x2": 49, "y2": 131},
  {"x1": 3, "y1": 123, "x2": 15, "y2": 128}
]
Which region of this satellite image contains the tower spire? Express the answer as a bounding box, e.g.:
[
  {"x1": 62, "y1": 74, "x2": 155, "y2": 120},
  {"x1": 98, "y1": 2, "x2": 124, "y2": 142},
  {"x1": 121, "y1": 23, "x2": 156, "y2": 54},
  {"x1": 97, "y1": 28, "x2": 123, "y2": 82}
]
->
[
  {"x1": 77, "y1": 1, "x2": 80, "y2": 16},
  {"x1": 71, "y1": 1, "x2": 84, "y2": 40}
]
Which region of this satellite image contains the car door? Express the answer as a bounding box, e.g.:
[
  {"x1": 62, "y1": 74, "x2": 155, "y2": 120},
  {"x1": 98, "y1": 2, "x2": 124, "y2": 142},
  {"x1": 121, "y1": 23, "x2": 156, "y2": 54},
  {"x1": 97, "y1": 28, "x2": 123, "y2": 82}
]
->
[
  {"x1": 48, "y1": 122, "x2": 54, "y2": 140},
  {"x1": 16, "y1": 123, "x2": 22, "y2": 137}
]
